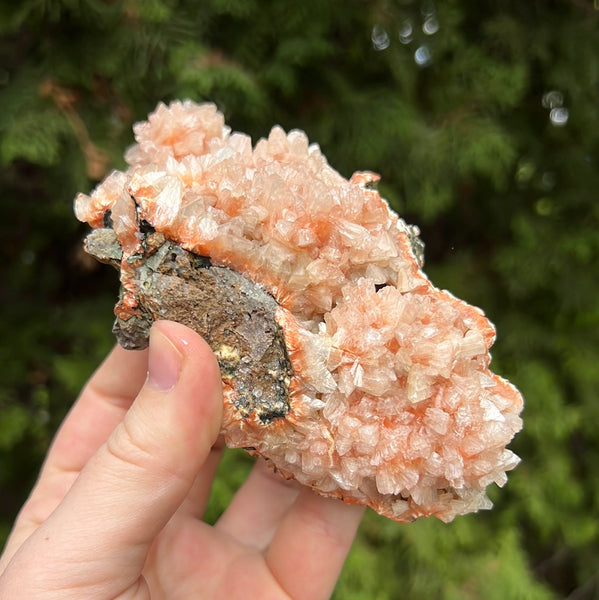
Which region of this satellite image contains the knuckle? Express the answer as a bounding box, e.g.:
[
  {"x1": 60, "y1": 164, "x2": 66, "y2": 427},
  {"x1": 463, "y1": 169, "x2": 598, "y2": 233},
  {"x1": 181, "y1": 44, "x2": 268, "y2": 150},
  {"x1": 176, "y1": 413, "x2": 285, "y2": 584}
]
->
[
  {"x1": 105, "y1": 418, "x2": 160, "y2": 475},
  {"x1": 103, "y1": 417, "x2": 188, "y2": 486}
]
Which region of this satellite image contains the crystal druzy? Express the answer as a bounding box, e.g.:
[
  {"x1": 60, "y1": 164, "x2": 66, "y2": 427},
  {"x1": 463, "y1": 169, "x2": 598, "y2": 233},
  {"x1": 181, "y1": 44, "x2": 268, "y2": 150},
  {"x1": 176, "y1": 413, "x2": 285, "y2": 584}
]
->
[{"x1": 75, "y1": 100, "x2": 523, "y2": 522}]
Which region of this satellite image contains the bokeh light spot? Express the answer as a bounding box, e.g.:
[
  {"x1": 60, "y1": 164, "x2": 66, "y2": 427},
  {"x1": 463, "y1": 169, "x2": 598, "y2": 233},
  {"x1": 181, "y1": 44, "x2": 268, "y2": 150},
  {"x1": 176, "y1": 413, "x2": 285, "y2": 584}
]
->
[
  {"x1": 550, "y1": 107, "x2": 569, "y2": 126},
  {"x1": 542, "y1": 90, "x2": 564, "y2": 109},
  {"x1": 372, "y1": 25, "x2": 391, "y2": 51},
  {"x1": 423, "y1": 16, "x2": 439, "y2": 35},
  {"x1": 398, "y1": 19, "x2": 413, "y2": 44},
  {"x1": 414, "y1": 45, "x2": 432, "y2": 66}
]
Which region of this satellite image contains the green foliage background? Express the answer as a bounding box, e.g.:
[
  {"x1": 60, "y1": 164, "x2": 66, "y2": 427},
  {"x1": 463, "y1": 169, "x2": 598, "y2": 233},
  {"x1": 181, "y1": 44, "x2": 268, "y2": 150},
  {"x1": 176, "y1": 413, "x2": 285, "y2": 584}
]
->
[{"x1": 1, "y1": 1, "x2": 598, "y2": 597}]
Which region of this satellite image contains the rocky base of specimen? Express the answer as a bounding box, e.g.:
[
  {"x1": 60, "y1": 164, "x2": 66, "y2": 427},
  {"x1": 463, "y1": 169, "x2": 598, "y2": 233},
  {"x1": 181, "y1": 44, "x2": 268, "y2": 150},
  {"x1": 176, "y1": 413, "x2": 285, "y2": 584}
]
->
[{"x1": 86, "y1": 226, "x2": 292, "y2": 425}]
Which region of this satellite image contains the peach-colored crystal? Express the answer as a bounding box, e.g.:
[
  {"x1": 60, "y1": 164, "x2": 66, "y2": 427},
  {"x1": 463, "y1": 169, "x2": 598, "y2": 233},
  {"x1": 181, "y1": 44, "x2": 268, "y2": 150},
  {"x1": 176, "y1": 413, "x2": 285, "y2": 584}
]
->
[{"x1": 75, "y1": 100, "x2": 523, "y2": 522}]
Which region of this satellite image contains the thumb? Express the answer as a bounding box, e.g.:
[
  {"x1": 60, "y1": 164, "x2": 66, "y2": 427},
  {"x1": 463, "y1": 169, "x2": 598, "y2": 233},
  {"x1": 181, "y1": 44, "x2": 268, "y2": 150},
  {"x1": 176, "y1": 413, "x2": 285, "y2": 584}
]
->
[{"x1": 2, "y1": 321, "x2": 222, "y2": 599}]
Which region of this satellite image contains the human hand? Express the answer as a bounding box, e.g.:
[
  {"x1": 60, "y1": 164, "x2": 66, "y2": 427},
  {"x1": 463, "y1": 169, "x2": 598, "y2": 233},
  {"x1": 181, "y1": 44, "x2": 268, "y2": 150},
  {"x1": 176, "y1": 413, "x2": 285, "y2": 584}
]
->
[{"x1": 0, "y1": 320, "x2": 363, "y2": 599}]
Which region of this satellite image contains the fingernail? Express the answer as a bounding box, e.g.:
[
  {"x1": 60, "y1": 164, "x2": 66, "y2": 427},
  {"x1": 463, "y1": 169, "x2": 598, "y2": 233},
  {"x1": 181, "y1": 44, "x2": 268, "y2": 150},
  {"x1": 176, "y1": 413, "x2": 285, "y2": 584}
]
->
[{"x1": 148, "y1": 326, "x2": 183, "y2": 391}]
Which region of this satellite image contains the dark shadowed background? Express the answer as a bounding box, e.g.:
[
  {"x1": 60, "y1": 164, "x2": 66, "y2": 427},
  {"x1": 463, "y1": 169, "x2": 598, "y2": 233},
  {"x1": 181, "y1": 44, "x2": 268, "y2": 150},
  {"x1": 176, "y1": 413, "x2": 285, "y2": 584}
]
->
[{"x1": 1, "y1": 1, "x2": 598, "y2": 598}]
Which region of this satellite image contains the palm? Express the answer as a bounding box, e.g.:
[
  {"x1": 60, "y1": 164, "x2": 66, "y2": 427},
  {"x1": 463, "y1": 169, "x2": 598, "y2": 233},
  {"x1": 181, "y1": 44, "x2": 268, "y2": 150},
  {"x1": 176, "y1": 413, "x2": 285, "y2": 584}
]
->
[
  {"x1": 145, "y1": 506, "x2": 292, "y2": 599},
  {"x1": 143, "y1": 450, "x2": 359, "y2": 600}
]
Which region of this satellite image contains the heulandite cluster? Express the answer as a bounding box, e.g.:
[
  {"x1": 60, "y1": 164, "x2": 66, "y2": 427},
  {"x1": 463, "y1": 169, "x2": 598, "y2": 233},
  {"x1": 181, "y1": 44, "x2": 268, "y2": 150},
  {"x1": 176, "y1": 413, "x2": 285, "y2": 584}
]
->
[{"x1": 75, "y1": 100, "x2": 523, "y2": 522}]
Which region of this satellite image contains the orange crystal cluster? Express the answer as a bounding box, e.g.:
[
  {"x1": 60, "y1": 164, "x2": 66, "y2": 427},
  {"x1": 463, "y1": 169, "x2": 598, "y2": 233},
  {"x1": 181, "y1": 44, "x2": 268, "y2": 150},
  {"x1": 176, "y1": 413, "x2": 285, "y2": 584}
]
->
[{"x1": 75, "y1": 100, "x2": 523, "y2": 522}]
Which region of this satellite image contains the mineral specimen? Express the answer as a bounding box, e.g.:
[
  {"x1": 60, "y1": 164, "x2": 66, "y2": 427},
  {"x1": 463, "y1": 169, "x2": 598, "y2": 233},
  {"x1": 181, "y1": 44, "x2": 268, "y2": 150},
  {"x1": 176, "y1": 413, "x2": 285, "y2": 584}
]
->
[{"x1": 75, "y1": 100, "x2": 523, "y2": 522}]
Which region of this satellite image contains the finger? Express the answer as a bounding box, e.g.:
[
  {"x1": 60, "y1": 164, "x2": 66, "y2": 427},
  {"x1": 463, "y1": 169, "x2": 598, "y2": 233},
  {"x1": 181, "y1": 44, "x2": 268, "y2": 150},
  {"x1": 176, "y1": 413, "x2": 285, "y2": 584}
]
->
[
  {"x1": 266, "y1": 489, "x2": 365, "y2": 600},
  {"x1": 215, "y1": 459, "x2": 301, "y2": 550},
  {"x1": 48, "y1": 343, "x2": 150, "y2": 474},
  {"x1": 0, "y1": 344, "x2": 149, "y2": 571},
  {"x1": 0, "y1": 321, "x2": 223, "y2": 599},
  {"x1": 177, "y1": 436, "x2": 225, "y2": 520}
]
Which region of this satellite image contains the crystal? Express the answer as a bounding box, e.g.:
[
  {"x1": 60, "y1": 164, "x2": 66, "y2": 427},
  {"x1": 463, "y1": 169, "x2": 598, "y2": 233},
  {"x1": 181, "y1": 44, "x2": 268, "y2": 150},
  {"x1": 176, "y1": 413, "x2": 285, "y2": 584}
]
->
[{"x1": 75, "y1": 100, "x2": 524, "y2": 523}]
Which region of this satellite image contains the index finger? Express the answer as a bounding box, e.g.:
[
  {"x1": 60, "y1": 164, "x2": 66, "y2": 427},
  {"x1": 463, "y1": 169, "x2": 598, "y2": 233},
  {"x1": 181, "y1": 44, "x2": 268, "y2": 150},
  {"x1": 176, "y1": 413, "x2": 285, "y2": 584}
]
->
[
  {"x1": 0, "y1": 344, "x2": 148, "y2": 569},
  {"x1": 47, "y1": 343, "x2": 149, "y2": 475}
]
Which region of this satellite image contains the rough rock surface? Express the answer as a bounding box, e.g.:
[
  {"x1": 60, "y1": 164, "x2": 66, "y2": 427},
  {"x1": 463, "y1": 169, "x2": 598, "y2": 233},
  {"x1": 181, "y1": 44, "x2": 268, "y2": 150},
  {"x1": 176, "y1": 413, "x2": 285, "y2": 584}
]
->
[{"x1": 76, "y1": 100, "x2": 523, "y2": 522}]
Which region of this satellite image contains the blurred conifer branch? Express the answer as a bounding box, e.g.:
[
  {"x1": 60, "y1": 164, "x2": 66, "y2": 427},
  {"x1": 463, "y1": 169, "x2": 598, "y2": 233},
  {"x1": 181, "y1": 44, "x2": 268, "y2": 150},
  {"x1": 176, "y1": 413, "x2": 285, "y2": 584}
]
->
[{"x1": 1, "y1": 1, "x2": 598, "y2": 598}]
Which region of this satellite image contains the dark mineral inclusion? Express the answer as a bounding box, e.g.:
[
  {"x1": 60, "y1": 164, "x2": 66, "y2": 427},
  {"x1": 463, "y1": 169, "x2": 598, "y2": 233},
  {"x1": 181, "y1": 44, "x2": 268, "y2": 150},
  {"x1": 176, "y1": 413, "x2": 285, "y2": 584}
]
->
[{"x1": 84, "y1": 225, "x2": 293, "y2": 424}]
